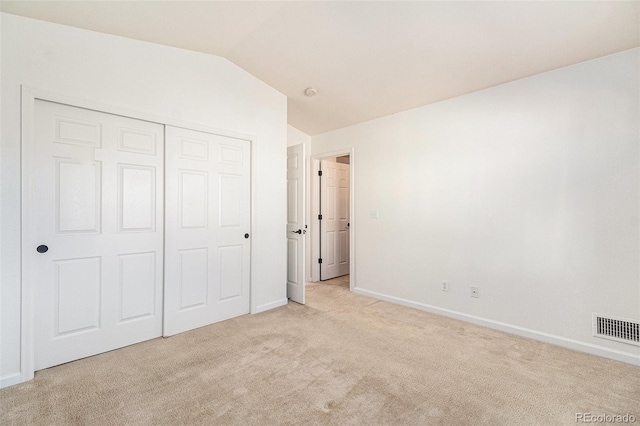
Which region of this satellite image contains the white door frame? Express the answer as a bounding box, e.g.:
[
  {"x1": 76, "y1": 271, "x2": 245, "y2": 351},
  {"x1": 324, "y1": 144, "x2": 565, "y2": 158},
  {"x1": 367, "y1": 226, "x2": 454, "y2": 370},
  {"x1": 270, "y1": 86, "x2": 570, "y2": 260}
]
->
[
  {"x1": 310, "y1": 148, "x2": 355, "y2": 290},
  {"x1": 20, "y1": 86, "x2": 259, "y2": 384}
]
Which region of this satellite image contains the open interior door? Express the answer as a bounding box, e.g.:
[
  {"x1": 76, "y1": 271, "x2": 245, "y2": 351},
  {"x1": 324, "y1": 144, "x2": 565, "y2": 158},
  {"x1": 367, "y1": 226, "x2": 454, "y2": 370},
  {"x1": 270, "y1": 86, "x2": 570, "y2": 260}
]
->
[
  {"x1": 320, "y1": 159, "x2": 350, "y2": 280},
  {"x1": 287, "y1": 144, "x2": 306, "y2": 304}
]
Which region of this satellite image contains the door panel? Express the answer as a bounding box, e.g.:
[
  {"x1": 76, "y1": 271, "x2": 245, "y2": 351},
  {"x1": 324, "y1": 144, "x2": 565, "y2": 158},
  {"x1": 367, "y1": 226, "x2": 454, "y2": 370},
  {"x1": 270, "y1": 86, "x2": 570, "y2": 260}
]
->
[
  {"x1": 178, "y1": 248, "x2": 209, "y2": 310},
  {"x1": 118, "y1": 252, "x2": 157, "y2": 321},
  {"x1": 339, "y1": 230, "x2": 348, "y2": 263},
  {"x1": 287, "y1": 144, "x2": 305, "y2": 304},
  {"x1": 33, "y1": 100, "x2": 164, "y2": 370},
  {"x1": 320, "y1": 160, "x2": 350, "y2": 280},
  {"x1": 118, "y1": 165, "x2": 156, "y2": 231},
  {"x1": 219, "y1": 174, "x2": 243, "y2": 226},
  {"x1": 54, "y1": 256, "x2": 101, "y2": 336},
  {"x1": 180, "y1": 171, "x2": 208, "y2": 228},
  {"x1": 164, "y1": 126, "x2": 251, "y2": 336},
  {"x1": 56, "y1": 160, "x2": 101, "y2": 233},
  {"x1": 219, "y1": 245, "x2": 244, "y2": 299}
]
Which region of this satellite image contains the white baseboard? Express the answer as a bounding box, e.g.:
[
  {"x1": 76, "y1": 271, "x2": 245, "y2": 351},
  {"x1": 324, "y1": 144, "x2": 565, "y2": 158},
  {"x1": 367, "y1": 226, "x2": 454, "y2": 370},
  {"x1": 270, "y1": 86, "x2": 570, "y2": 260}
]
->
[
  {"x1": 254, "y1": 298, "x2": 288, "y2": 314},
  {"x1": 0, "y1": 372, "x2": 22, "y2": 389},
  {"x1": 353, "y1": 287, "x2": 640, "y2": 366}
]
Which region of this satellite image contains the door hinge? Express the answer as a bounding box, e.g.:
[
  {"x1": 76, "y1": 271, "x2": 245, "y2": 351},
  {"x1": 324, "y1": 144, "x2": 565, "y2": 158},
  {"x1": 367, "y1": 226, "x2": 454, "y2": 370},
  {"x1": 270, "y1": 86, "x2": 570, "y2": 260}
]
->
[
  {"x1": 318, "y1": 214, "x2": 322, "y2": 220},
  {"x1": 318, "y1": 170, "x2": 323, "y2": 176},
  {"x1": 318, "y1": 258, "x2": 323, "y2": 264}
]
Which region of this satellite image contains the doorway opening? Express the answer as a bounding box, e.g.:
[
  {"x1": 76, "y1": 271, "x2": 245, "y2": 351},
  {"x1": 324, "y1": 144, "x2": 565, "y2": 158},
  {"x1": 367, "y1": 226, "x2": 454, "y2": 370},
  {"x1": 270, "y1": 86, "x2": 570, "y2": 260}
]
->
[
  {"x1": 319, "y1": 155, "x2": 350, "y2": 283},
  {"x1": 310, "y1": 149, "x2": 355, "y2": 291}
]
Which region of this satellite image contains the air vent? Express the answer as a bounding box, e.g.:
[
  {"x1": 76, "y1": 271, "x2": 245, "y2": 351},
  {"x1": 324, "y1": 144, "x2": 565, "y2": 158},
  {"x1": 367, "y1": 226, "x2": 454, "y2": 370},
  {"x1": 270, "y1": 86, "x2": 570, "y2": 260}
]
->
[{"x1": 593, "y1": 314, "x2": 640, "y2": 346}]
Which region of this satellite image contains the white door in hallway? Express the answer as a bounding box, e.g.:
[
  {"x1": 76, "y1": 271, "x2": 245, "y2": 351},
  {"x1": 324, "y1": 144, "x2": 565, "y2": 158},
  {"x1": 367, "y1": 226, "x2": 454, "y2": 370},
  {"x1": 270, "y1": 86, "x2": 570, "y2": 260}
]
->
[
  {"x1": 320, "y1": 160, "x2": 350, "y2": 280},
  {"x1": 32, "y1": 100, "x2": 164, "y2": 370},
  {"x1": 164, "y1": 126, "x2": 251, "y2": 336},
  {"x1": 287, "y1": 144, "x2": 306, "y2": 304}
]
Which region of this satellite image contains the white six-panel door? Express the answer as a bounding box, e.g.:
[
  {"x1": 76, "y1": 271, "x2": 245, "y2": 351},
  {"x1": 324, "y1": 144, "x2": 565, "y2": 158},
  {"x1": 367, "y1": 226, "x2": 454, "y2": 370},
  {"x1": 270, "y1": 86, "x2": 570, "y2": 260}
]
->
[
  {"x1": 336, "y1": 163, "x2": 350, "y2": 277},
  {"x1": 33, "y1": 100, "x2": 164, "y2": 370},
  {"x1": 287, "y1": 144, "x2": 305, "y2": 304},
  {"x1": 163, "y1": 126, "x2": 251, "y2": 336},
  {"x1": 320, "y1": 160, "x2": 350, "y2": 280}
]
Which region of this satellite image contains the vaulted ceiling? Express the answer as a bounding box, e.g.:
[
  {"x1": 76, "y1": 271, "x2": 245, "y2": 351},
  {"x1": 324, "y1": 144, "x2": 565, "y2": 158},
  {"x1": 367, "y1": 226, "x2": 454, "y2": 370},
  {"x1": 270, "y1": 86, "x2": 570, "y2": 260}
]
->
[{"x1": 2, "y1": 1, "x2": 638, "y2": 135}]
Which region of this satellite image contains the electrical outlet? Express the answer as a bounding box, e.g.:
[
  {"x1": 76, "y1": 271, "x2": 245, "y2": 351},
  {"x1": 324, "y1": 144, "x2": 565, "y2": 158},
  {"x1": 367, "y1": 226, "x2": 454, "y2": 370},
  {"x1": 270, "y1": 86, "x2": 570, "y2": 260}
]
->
[
  {"x1": 441, "y1": 281, "x2": 449, "y2": 292},
  {"x1": 471, "y1": 287, "x2": 479, "y2": 298}
]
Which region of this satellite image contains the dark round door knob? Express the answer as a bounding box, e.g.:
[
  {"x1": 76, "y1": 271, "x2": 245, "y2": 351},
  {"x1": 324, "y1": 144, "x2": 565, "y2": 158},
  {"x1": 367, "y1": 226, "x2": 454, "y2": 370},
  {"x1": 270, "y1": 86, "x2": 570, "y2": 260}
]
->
[
  {"x1": 37, "y1": 245, "x2": 49, "y2": 253},
  {"x1": 244, "y1": 233, "x2": 249, "y2": 239}
]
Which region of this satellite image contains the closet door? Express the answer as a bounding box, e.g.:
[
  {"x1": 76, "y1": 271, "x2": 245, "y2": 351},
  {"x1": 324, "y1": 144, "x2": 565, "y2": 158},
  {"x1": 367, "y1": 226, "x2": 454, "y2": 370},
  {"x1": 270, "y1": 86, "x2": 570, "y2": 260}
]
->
[
  {"x1": 32, "y1": 100, "x2": 164, "y2": 370},
  {"x1": 164, "y1": 126, "x2": 251, "y2": 336}
]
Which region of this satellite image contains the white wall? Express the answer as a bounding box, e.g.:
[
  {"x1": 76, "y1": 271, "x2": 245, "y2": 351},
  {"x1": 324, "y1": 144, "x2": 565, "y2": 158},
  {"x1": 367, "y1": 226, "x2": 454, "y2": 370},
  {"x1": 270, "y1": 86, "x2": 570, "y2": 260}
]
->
[
  {"x1": 287, "y1": 125, "x2": 310, "y2": 148},
  {"x1": 0, "y1": 14, "x2": 287, "y2": 385},
  {"x1": 312, "y1": 49, "x2": 640, "y2": 363}
]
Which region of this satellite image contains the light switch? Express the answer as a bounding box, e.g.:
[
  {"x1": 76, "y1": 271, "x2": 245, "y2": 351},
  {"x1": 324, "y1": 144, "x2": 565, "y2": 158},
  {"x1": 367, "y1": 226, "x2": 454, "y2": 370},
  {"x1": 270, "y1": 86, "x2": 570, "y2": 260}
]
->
[{"x1": 370, "y1": 210, "x2": 379, "y2": 219}]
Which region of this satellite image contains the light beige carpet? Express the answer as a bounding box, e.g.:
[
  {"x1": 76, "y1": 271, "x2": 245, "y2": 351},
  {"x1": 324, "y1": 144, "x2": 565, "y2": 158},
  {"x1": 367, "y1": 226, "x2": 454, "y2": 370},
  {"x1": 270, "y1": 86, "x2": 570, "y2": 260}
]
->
[{"x1": 1, "y1": 277, "x2": 638, "y2": 425}]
